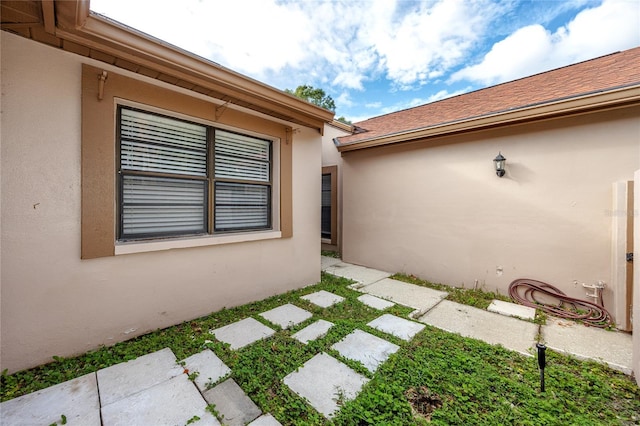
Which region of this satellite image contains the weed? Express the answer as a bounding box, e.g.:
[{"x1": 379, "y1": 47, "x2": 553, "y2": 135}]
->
[
  {"x1": 2, "y1": 273, "x2": 639, "y2": 425},
  {"x1": 185, "y1": 415, "x2": 200, "y2": 425}
]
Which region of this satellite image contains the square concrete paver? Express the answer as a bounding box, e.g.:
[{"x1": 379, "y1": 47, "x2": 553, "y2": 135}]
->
[
  {"x1": 488, "y1": 299, "x2": 536, "y2": 320},
  {"x1": 321, "y1": 255, "x2": 343, "y2": 271},
  {"x1": 203, "y1": 379, "x2": 262, "y2": 426},
  {"x1": 331, "y1": 329, "x2": 400, "y2": 373},
  {"x1": 182, "y1": 349, "x2": 231, "y2": 392},
  {"x1": 324, "y1": 262, "x2": 392, "y2": 286},
  {"x1": 211, "y1": 317, "x2": 276, "y2": 350},
  {"x1": 249, "y1": 414, "x2": 283, "y2": 425},
  {"x1": 291, "y1": 320, "x2": 334, "y2": 344},
  {"x1": 259, "y1": 304, "x2": 312, "y2": 329},
  {"x1": 101, "y1": 374, "x2": 219, "y2": 426},
  {"x1": 360, "y1": 278, "x2": 447, "y2": 313},
  {"x1": 97, "y1": 348, "x2": 184, "y2": 406},
  {"x1": 367, "y1": 314, "x2": 425, "y2": 341},
  {"x1": 357, "y1": 294, "x2": 395, "y2": 310},
  {"x1": 0, "y1": 373, "x2": 100, "y2": 426},
  {"x1": 283, "y1": 353, "x2": 369, "y2": 418},
  {"x1": 542, "y1": 317, "x2": 633, "y2": 374},
  {"x1": 301, "y1": 290, "x2": 345, "y2": 308},
  {"x1": 418, "y1": 300, "x2": 537, "y2": 356}
]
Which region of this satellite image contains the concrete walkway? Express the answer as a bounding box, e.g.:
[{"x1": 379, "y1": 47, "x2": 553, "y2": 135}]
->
[
  {"x1": 323, "y1": 257, "x2": 633, "y2": 374},
  {"x1": 1, "y1": 257, "x2": 633, "y2": 425}
]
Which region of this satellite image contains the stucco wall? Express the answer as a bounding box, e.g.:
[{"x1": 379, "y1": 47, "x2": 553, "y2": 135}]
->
[
  {"x1": 341, "y1": 108, "x2": 639, "y2": 323},
  {"x1": 0, "y1": 31, "x2": 321, "y2": 373}
]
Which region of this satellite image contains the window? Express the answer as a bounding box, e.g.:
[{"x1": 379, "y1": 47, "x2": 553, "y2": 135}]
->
[
  {"x1": 117, "y1": 106, "x2": 272, "y2": 241},
  {"x1": 321, "y1": 166, "x2": 338, "y2": 245}
]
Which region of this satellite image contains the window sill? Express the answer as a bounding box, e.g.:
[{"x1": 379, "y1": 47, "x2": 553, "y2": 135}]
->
[{"x1": 114, "y1": 230, "x2": 282, "y2": 255}]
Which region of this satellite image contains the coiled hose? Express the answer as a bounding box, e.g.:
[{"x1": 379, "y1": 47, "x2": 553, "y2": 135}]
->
[{"x1": 508, "y1": 278, "x2": 613, "y2": 328}]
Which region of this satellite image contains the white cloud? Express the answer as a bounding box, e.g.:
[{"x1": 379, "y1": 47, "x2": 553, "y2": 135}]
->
[
  {"x1": 91, "y1": 0, "x2": 504, "y2": 90},
  {"x1": 451, "y1": 0, "x2": 640, "y2": 85}
]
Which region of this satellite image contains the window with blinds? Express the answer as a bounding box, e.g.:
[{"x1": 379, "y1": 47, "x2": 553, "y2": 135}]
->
[{"x1": 117, "y1": 107, "x2": 272, "y2": 240}]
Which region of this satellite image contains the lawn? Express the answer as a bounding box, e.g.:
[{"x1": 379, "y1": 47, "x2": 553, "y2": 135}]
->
[{"x1": 2, "y1": 273, "x2": 639, "y2": 425}]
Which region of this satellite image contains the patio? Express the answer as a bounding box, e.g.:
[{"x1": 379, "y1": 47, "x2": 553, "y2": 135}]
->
[{"x1": 0, "y1": 257, "x2": 636, "y2": 425}]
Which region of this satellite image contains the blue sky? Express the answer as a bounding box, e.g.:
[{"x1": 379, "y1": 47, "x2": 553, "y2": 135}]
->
[{"x1": 90, "y1": 0, "x2": 639, "y2": 122}]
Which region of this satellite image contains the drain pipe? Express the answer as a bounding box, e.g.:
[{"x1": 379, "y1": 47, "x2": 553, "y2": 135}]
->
[{"x1": 536, "y1": 343, "x2": 546, "y2": 392}]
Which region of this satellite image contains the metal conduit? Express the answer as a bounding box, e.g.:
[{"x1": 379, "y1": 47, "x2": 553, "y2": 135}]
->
[{"x1": 508, "y1": 278, "x2": 613, "y2": 328}]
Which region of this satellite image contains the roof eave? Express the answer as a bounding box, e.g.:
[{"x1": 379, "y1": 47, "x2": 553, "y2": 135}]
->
[
  {"x1": 337, "y1": 85, "x2": 640, "y2": 152},
  {"x1": 53, "y1": 0, "x2": 334, "y2": 132}
]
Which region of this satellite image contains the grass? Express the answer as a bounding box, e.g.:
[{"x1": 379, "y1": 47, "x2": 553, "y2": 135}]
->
[{"x1": 2, "y1": 273, "x2": 639, "y2": 425}]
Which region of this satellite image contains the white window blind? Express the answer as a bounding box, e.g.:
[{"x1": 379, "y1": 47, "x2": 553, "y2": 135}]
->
[
  {"x1": 121, "y1": 176, "x2": 207, "y2": 237},
  {"x1": 117, "y1": 107, "x2": 272, "y2": 240},
  {"x1": 119, "y1": 108, "x2": 208, "y2": 239},
  {"x1": 214, "y1": 130, "x2": 271, "y2": 231},
  {"x1": 120, "y1": 108, "x2": 207, "y2": 176}
]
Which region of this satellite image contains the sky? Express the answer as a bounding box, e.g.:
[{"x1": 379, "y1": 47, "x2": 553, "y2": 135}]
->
[{"x1": 90, "y1": 0, "x2": 640, "y2": 122}]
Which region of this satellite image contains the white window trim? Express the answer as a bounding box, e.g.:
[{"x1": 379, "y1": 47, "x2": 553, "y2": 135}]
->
[{"x1": 113, "y1": 99, "x2": 282, "y2": 251}]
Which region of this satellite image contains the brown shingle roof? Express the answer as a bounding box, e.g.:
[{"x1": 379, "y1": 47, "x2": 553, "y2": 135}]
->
[{"x1": 338, "y1": 47, "x2": 640, "y2": 145}]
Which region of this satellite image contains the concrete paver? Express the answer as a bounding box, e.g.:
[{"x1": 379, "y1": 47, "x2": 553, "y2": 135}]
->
[
  {"x1": 283, "y1": 353, "x2": 369, "y2": 418},
  {"x1": 291, "y1": 320, "x2": 334, "y2": 344},
  {"x1": 301, "y1": 290, "x2": 345, "y2": 308},
  {"x1": 331, "y1": 329, "x2": 400, "y2": 373},
  {"x1": 182, "y1": 349, "x2": 231, "y2": 392},
  {"x1": 259, "y1": 304, "x2": 313, "y2": 329},
  {"x1": 0, "y1": 373, "x2": 100, "y2": 426},
  {"x1": 360, "y1": 278, "x2": 447, "y2": 313},
  {"x1": 324, "y1": 262, "x2": 392, "y2": 286},
  {"x1": 97, "y1": 348, "x2": 184, "y2": 406},
  {"x1": 211, "y1": 317, "x2": 276, "y2": 350},
  {"x1": 249, "y1": 413, "x2": 283, "y2": 425},
  {"x1": 418, "y1": 300, "x2": 538, "y2": 356},
  {"x1": 203, "y1": 379, "x2": 262, "y2": 426},
  {"x1": 542, "y1": 317, "x2": 633, "y2": 374},
  {"x1": 321, "y1": 255, "x2": 343, "y2": 271},
  {"x1": 488, "y1": 299, "x2": 536, "y2": 320},
  {"x1": 367, "y1": 314, "x2": 425, "y2": 341},
  {"x1": 357, "y1": 294, "x2": 395, "y2": 310},
  {"x1": 101, "y1": 374, "x2": 219, "y2": 426}
]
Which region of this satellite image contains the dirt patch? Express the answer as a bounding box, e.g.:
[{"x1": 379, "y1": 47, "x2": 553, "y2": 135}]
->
[{"x1": 405, "y1": 386, "x2": 443, "y2": 421}]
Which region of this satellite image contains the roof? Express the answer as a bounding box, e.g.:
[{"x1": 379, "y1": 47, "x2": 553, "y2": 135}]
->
[
  {"x1": 337, "y1": 47, "x2": 640, "y2": 151},
  {"x1": 0, "y1": 0, "x2": 334, "y2": 133}
]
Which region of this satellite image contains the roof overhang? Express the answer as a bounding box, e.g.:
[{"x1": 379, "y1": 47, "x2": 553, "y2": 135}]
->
[
  {"x1": 2, "y1": 0, "x2": 334, "y2": 133},
  {"x1": 337, "y1": 84, "x2": 640, "y2": 152}
]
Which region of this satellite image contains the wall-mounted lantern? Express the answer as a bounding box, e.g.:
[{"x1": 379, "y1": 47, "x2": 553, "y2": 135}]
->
[{"x1": 493, "y1": 152, "x2": 506, "y2": 177}]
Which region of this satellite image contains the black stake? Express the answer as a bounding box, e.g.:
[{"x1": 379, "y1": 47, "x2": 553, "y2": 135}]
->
[{"x1": 536, "y1": 343, "x2": 546, "y2": 392}]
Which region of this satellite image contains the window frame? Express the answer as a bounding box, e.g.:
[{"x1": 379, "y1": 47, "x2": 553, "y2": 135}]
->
[{"x1": 116, "y1": 105, "x2": 275, "y2": 242}]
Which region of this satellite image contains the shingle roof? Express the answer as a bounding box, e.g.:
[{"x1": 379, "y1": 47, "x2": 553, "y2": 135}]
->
[{"x1": 338, "y1": 47, "x2": 640, "y2": 145}]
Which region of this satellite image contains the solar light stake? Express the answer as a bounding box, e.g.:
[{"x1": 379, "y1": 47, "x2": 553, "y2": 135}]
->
[{"x1": 536, "y1": 343, "x2": 546, "y2": 392}]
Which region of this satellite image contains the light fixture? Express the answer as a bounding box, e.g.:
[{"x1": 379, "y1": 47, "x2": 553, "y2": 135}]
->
[{"x1": 493, "y1": 152, "x2": 506, "y2": 177}]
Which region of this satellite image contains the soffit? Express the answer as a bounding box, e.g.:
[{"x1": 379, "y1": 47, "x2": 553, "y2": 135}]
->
[{"x1": 1, "y1": 0, "x2": 334, "y2": 133}]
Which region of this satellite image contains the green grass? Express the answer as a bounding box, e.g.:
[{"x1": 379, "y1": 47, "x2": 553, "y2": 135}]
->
[
  {"x1": 2, "y1": 273, "x2": 638, "y2": 425},
  {"x1": 391, "y1": 273, "x2": 514, "y2": 310}
]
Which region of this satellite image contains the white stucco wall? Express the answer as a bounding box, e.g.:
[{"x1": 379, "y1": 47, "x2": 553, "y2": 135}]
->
[
  {"x1": 0, "y1": 31, "x2": 321, "y2": 373},
  {"x1": 341, "y1": 109, "x2": 640, "y2": 323}
]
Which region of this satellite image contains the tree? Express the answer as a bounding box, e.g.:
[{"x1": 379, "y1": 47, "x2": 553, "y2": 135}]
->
[
  {"x1": 336, "y1": 116, "x2": 352, "y2": 125},
  {"x1": 285, "y1": 84, "x2": 336, "y2": 112}
]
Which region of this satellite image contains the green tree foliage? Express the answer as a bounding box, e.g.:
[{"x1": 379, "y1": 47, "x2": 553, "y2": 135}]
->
[{"x1": 285, "y1": 84, "x2": 336, "y2": 112}]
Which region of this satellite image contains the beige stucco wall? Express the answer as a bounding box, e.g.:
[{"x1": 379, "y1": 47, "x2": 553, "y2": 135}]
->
[
  {"x1": 0, "y1": 31, "x2": 321, "y2": 373},
  {"x1": 341, "y1": 108, "x2": 640, "y2": 322}
]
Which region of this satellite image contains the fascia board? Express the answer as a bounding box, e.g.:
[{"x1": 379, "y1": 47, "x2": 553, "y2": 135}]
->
[{"x1": 337, "y1": 85, "x2": 640, "y2": 152}]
